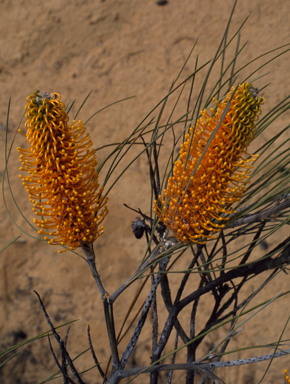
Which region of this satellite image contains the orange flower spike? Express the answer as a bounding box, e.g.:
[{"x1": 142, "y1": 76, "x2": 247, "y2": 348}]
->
[
  {"x1": 153, "y1": 83, "x2": 265, "y2": 244},
  {"x1": 18, "y1": 90, "x2": 108, "y2": 252}
]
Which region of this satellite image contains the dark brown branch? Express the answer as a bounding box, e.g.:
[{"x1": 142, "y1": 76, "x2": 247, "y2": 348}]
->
[
  {"x1": 239, "y1": 222, "x2": 266, "y2": 266},
  {"x1": 81, "y1": 242, "x2": 107, "y2": 299},
  {"x1": 179, "y1": 238, "x2": 290, "y2": 311},
  {"x1": 166, "y1": 330, "x2": 179, "y2": 384},
  {"x1": 189, "y1": 280, "x2": 242, "y2": 354},
  {"x1": 220, "y1": 230, "x2": 227, "y2": 279},
  {"x1": 159, "y1": 262, "x2": 190, "y2": 344},
  {"x1": 150, "y1": 270, "x2": 159, "y2": 384},
  {"x1": 120, "y1": 258, "x2": 170, "y2": 371},
  {"x1": 186, "y1": 279, "x2": 204, "y2": 384},
  {"x1": 34, "y1": 291, "x2": 85, "y2": 384},
  {"x1": 227, "y1": 199, "x2": 290, "y2": 228},
  {"x1": 119, "y1": 348, "x2": 290, "y2": 378},
  {"x1": 87, "y1": 325, "x2": 107, "y2": 382},
  {"x1": 60, "y1": 339, "x2": 71, "y2": 384},
  {"x1": 211, "y1": 281, "x2": 241, "y2": 382},
  {"x1": 109, "y1": 243, "x2": 163, "y2": 303},
  {"x1": 208, "y1": 231, "x2": 223, "y2": 261},
  {"x1": 174, "y1": 246, "x2": 201, "y2": 304},
  {"x1": 47, "y1": 334, "x2": 73, "y2": 384},
  {"x1": 151, "y1": 238, "x2": 290, "y2": 362},
  {"x1": 81, "y1": 243, "x2": 120, "y2": 371},
  {"x1": 64, "y1": 326, "x2": 71, "y2": 349},
  {"x1": 103, "y1": 300, "x2": 120, "y2": 372}
]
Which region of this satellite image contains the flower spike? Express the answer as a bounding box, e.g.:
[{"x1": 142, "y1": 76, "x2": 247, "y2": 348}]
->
[
  {"x1": 18, "y1": 90, "x2": 108, "y2": 252},
  {"x1": 153, "y1": 83, "x2": 265, "y2": 244}
]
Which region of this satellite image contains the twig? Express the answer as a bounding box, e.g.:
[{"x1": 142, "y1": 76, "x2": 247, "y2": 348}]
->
[
  {"x1": 174, "y1": 246, "x2": 201, "y2": 304},
  {"x1": 120, "y1": 258, "x2": 171, "y2": 371},
  {"x1": 151, "y1": 257, "x2": 190, "y2": 384},
  {"x1": 60, "y1": 339, "x2": 71, "y2": 384},
  {"x1": 208, "y1": 232, "x2": 223, "y2": 261},
  {"x1": 227, "y1": 199, "x2": 290, "y2": 228},
  {"x1": 148, "y1": 237, "x2": 290, "y2": 364},
  {"x1": 151, "y1": 271, "x2": 158, "y2": 352},
  {"x1": 159, "y1": 258, "x2": 190, "y2": 344},
  {"x1": 179, "y1": 237, "x2": 290, "y2": 311},
  {"x1": 186, "y1": 280, "x2": 204, "y2": 384},
  {"x1": 197, "y1": 367, "x2": 223, "y2": 384},
  {"x1": 34, "y1": 291, "x2": 85, "y2": 384},
  {"x1": 239, "y1": 222, "x2": 266, "y2": 266},
  {"x1": 64, "y1": 326, "x2": 71, "y2": 349},
  {"x1": 47, "y1": 334, "x2": 72, "y2": 384},
  {"x1": 220, "y1": 231, "x2": 227, "y2": 279},
  {"x1": 166, "y1": 330, "x2": 179, "y2": 384},
  {"x1": 110, "y1": 241, "x2": 171, "y2": 303},
  {"x1": 47, "y1": 334, "x2": 61, "y2": 371},
  {"x1": 81, "y1": 242, "x2": 107, "y2": 299},
  {"x1": 81, "y1": 243, "x2": 120, "y2": 371},
  {"x1": 150, "y1": 269, "x2": 159, "y2": 384},
  {"x1": 119, "y1": 348, "x2": 290, "y2": 378},
  {"x1": 87, "y1": 325, "x2": 107, "y2": 382},
  {"x1": 103, "y1": 300, "x2": 120, "y2": 372}
]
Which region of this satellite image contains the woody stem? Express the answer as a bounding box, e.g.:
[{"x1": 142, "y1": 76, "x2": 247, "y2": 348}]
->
[
  {"x1": 82, "y1": 242, "x2": 107, "y2": 299},
  {"x1": 82, "y1": 243, "x2": 120, "y2": 371}
]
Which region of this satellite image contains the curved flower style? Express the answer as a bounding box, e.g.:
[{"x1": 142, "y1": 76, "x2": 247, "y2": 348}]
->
[
  {"x1": 153, "y1": 83, "x2": 265, "y2": 244},
  {"x1": 18, "y1": 90, "x2": 108, "y2": 251}
]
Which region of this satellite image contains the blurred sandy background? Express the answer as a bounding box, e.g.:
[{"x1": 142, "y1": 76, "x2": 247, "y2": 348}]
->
[{"x1": 1, "y1": 1, "x2": 290, "y2": 383}]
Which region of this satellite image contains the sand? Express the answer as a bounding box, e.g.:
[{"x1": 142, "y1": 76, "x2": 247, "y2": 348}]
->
[{"x1": 1, "y1": 1, "x2": 290, "y2": 383}]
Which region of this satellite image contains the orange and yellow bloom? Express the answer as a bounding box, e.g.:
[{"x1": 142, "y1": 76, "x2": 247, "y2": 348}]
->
[
  {"x1": 153, "y1": 83, "x2": 265, "y2": 244},
  {"x1": 285, "y1": 369, "x2": 290, "y2": 384},
  {"x1": 18, "y1": 90, "x2": 108, "y2": 251}
]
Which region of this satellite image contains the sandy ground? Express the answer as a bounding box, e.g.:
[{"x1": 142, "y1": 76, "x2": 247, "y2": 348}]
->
[{"x1": 1, "y1": 1, "x2": 290, "y2": 383}]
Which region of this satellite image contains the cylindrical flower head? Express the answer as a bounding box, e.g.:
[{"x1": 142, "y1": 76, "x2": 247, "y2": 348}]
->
[
  {"x1": 18, "y1": 90, "x2": 108, "y2": 252},
  {"x1": 153, "y1": 83, "x2": 265, "y2": 244}
]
